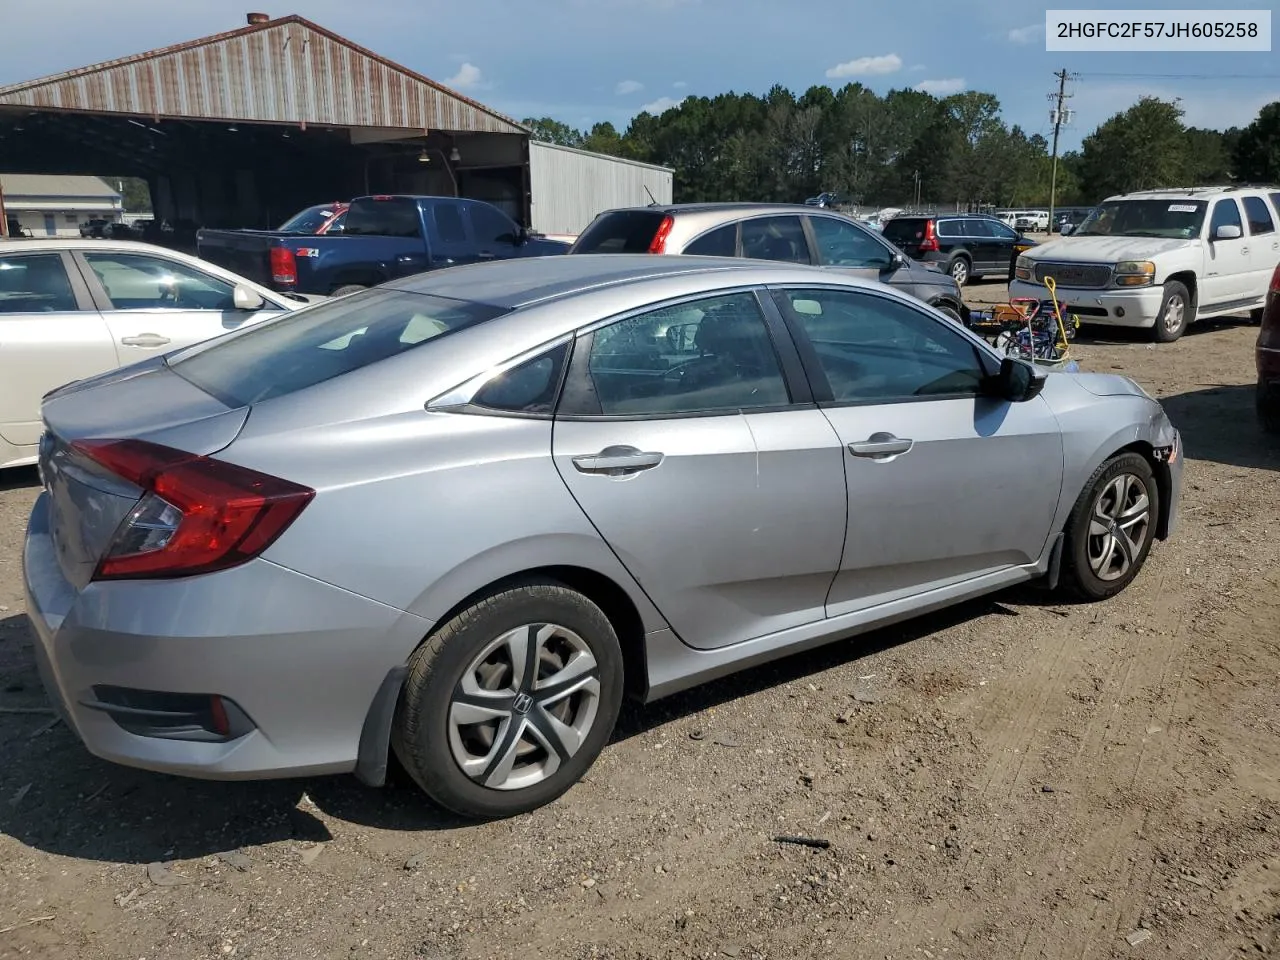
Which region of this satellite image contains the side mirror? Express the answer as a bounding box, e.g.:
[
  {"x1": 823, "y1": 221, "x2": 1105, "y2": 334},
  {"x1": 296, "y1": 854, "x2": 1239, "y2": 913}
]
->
[
  {"x1": 986, "y1": 356, "x2": 1044, "y2": 402},
  {"x1": 888, "y1": 252, "x2": 907, "y2": 270},
  {"x1": 232, "y1": 283, "x2": 265, "y2": 311},
  {"x1": 1214, "y1": 224, "x2": 1242, "y2": 240}
]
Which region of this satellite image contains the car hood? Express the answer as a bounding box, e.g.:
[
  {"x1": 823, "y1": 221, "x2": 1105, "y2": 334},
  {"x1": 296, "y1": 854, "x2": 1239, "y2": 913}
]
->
[
  {"x1": 1049, "y1": 370, "x2": 1151, "y2": 400},
  {"x1": 1026, "y1": 236, "x2": 1198, "y2": 263}
]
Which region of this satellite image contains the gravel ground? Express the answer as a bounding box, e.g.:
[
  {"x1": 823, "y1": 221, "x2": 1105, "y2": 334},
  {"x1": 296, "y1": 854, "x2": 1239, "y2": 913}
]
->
[{"x1": 1, "y1": 283, "x2": 1277, "y2": 960}]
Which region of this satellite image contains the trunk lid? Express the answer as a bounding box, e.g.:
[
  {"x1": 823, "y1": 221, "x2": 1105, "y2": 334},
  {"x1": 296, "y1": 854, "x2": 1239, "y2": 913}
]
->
[{"x1": 38, "y1": 359, "x2": 248, "y2": 588}]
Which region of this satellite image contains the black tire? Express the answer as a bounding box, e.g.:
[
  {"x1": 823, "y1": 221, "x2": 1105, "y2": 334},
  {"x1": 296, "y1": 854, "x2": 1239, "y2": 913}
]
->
[
  {"x1": 1059, "y1": 452, "x2": 1160, "y2": 602},
  {"x1": 1151, "y1": 281, "x2": 1190, "y2": 342},
  {"x1": 933, "y1": 303, "x2": 963, "y2": 324},
  {"x1": 1258, "y1": 379, "x2": 1280, "y2": 435},
  {"x1": 948, "y1": 256, "x2": 971, "y2": 287},
  {"x1": 391, "y1": 580, "x2": 624, "y2": 819},
  {"x1": 331, "y1": 284, "x2": 367, "y2": 296}
]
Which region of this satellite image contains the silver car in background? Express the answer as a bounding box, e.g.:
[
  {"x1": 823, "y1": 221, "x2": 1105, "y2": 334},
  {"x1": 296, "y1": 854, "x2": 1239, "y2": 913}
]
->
[{"x1": 23, "y1": 255, "x2": 1182, "y2": 819}]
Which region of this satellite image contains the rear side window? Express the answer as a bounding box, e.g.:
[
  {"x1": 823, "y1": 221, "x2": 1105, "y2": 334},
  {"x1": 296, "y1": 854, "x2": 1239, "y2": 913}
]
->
[
  {"x1": 684, "y1": 224, "x2": 737, "y2": 257},
  {"x1": 171, "y1": 289, "x2": 508, "y2": 405},
  {"x1": 433, "y1": 204, "x2": 468, "y2": 243},
  {"x1": 881, "y1": 219, "x2": 927, "y2": 243},
  {"x1": 472, "y1": 341, "x2": 570, "y2": 415},
  {"x1": 936, "y1": 219, "x2": 966, "y2": 237},
  {"x1": 572, "y1": 210, "x2": 669, "y2": 253},
  {"x1": 1242, "y1": 196, "x2": 1275, "y2": 235},
  {"x1": 343, "y1": 198, "x2": 423, "y2": 238},
  {"x1": 740, "y1": 216, "x2": 809, "y2": 263},
  {"x1": 0, "y1": 253, "x2": 77, "y2": 313}
]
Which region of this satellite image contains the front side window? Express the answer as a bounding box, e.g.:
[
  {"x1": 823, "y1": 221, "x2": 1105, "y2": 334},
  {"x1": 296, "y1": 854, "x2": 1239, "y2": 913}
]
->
[
  {"x1": 776, "y1": 288, "x2": 986, "y2": 402},
  {"x1": 469, "y1": 203, "x2": 519, "y2": 246},
  {"x1": 808, "y1": 216, "x2": 894, "y2": 267},
  {"x1": 82, "y1": 253, "x2": 236, "y2": 311},
  {"x1": 740, "y1": 216, "x2": 810, "y2": 264},
  {"x1": 1210, "y1": 199, "x2": 1243, "y2": 236},
  {"x1": 171, "y1": 289, "x2": 508, "y2": 405},
  {"x1": 0, "y1": 253, "x2": 78, "y2": 314},
  {"x1": 571, "y1": 292, "x2": 790, "y2": 416}
]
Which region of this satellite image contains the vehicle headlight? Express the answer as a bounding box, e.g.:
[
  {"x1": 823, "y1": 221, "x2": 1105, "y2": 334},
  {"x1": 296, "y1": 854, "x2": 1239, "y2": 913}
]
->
[
  {"x1": 1014, "y1": 255, "x2": 1035, "y2": 282},
  {"x1": 1114, "y1": 260, "x2": 1156, "y2": 286}
]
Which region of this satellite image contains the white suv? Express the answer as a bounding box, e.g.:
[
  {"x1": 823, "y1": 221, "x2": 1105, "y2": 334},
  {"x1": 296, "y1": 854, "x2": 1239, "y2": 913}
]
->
[{"x1": 1010, "y1": 186, "x2": 1280, "y2": 342}]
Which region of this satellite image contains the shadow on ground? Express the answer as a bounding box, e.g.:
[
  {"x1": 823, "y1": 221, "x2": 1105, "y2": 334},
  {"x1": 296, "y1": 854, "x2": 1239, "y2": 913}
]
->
[
  {"x1": 0, "y1": 592, "x2": 1027, "y2": 863},
  {"x1": 1160, "y1": 383, "x2": 1280, "y2": 472}
]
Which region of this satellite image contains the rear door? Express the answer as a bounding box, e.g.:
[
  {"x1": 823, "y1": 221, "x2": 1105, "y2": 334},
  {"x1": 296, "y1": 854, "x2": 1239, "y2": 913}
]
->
[
  {"x1": 423, "y1": 200, "x2": 480, "y2": 269},
  {"x1": 1241, "y1": 194, "x2": 1280, "y2": 301},
  {"x1": 0, "y1": 250, "x2": 117, "y2": 458},
  {"x1": 74, "y1": 250, "x2": 284, "y2": 367},
  {"x1": 551, "y1": 288, "x2": 847, "y2": 650}
]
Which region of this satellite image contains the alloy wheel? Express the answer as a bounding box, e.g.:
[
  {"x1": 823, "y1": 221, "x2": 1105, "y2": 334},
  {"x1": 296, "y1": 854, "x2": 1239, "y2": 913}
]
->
[
  {"x1": 1161, "y1": 294, "x2": 1185, "y2": 335},
  {"x1": 950, "y1": 259, "x2": 969, "y2": 285},
  {"x1": 1087, "y1": 473, "x2": 1151, "y2": 581},
  {"x1": 447, "y1": 623, "x2": 601, "y2": 791}
]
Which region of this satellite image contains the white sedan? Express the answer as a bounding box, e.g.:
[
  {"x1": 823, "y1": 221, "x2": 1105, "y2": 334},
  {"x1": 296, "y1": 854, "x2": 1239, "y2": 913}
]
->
[{"x1": 0, "y1": 239, "x2": 315, "y2": 470}]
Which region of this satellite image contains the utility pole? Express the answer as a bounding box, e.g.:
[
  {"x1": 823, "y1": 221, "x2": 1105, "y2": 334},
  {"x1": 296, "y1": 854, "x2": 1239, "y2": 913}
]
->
[{"x1": 1047, "y1": 69, "x2": 1075, "y2": 233}]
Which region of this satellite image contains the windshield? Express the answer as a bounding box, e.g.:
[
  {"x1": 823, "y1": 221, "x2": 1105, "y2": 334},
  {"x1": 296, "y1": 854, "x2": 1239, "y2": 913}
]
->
[
  {"x1": 278, "y1": 204, "x2": 341, "y2": 234},
  {"x1": 1074, "y1": 199, "x2": 1207, "y2": 239},
  {"x1": 170, "y1": 289, "x2": 509, "y2": 405}
]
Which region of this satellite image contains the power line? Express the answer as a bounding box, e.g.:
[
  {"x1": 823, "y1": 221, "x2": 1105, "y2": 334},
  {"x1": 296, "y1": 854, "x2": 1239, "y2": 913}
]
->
[{"x1": 1077, "y1": 72, "x2": 1280, "y2": 80}]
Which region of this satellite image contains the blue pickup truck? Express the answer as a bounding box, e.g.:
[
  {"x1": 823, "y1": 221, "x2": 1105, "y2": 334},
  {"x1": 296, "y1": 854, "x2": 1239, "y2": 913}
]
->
[{"x1": 196, "y1": 195, "x2": 571, "y2": 296}]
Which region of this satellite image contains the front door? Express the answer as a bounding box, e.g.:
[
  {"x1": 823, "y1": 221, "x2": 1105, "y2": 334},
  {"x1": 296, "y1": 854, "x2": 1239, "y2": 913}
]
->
[
  {"x1": 0, "y1": 251, "x2": 117, "y2": 455},
  {"x1": 769, "y1": 284, "x2": 1064, "y2": 616},
  {"x1": 75, "y1": 251, "x2": 274, "y2": 365},
  {"x1": 552, "y1": 289, "x2": 847, "y2": 650},
  {"x1": 1202, "y1": 198, "x2": 1252, "y2": 310}
]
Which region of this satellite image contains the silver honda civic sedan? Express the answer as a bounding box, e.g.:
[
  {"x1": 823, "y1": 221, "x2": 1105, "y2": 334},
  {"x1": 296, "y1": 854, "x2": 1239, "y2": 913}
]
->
[{"x1": 23, "y1": 255, "x2": 1183, "y2": 819}]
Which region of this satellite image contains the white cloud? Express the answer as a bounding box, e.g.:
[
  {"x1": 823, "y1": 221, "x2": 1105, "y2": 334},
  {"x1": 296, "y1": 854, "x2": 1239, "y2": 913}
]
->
[
  {"x1": 446, "y1": 62, "x2": 483, "y2": 90},
  {"x1": 640, "y1": 96, "x2": 685, "y2": 115},
  {"x1": 1008, "y1": 23, "x2": 1044, "y2": 43},
  {"x1": 914, "y1": 77, "x2": 966, "y2": 96},
  {"x1": 615, "y1": 79, "x2": 644, "y2": 95},
  {"x1": 673, "y1": 80, "x2": 687, "y2": 89},
  {"x1": 825, "y1": 53, "x2": 902, "y2": 79}
]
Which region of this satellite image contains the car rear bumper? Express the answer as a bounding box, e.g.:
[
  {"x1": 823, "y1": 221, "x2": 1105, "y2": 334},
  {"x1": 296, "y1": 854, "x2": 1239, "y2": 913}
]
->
[
  {"x1": 23, "y1": 491, "x2": 429, "y2": 781},
  {"x1": 1009, "y1": 280, "x2": 1165, "y2": 328}
]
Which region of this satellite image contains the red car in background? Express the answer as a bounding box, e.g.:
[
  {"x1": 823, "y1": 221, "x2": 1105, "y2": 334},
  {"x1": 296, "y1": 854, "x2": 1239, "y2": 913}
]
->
[
  {"x1": 1258, "y1": 263, "x2": 1280, "y2": 433},
  {"x1": 277, "y1": 202, "x2": 349, "y2": 235}
]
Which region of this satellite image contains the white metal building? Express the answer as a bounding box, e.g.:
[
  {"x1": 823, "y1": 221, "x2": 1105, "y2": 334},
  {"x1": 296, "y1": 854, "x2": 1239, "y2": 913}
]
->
[
  {"x1": 528, "y1": 142, "x2": 673, "y2": 236},
  {"x1": 0, "y1": 174, "x2": 122, "y2": 236}
]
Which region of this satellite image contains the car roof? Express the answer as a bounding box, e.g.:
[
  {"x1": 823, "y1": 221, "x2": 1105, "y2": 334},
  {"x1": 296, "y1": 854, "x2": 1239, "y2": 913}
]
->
[
  {"x1": 601, "y1": 202, "x2": 819, "y2": 216},
  {"x1": 387, "y1": 253, "x2": 846, "y2": 309}
]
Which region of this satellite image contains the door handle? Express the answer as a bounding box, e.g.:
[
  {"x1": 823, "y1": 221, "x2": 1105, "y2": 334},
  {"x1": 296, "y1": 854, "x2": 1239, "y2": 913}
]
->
[
  {"x1": 120, "y1": 333, "x2": 171, "y2": 347},
  {"x1": 847, "y1": 433, "x2": 913, "y2": 459},
  {"x1": 572, "y1": 445, "x2": 664, "y2": 475},
  {"x1": 1241, "y1": 246, "x2": 1250, "y2": 255}
]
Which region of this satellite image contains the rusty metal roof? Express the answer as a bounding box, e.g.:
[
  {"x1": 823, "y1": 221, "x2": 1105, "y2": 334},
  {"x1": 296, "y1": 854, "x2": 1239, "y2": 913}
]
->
[{"x1": 0, "y1": 15, "x2": 527, "y2": 136}]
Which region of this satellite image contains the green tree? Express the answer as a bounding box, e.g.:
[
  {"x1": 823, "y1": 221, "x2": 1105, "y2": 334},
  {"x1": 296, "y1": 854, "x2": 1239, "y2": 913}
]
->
[
  {"x1": 1234, "y1": 101, "x2": 1280, "y2": 182},
  {"x1": 1078, "y1": 97, "x2": 1188, "y2": 197},
  {"x1": 1183, "y1": 127, "x2": 1234, "y2": 183},
  {"x1": 522, "y1": 117, "x2": 583, "y2": 147}
]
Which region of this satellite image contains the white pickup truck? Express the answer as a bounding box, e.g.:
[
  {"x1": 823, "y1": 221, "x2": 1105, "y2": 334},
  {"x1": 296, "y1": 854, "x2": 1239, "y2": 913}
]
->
[{"x1": 1010, "y1": 186, "x2": 1280, "y2": 342}]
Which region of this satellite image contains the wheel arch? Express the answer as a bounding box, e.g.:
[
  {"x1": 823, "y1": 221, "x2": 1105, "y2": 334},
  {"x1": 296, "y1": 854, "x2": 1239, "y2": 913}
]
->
[{"x1": 1164, "y1": 270, "x2": 1198, "y2": 311}]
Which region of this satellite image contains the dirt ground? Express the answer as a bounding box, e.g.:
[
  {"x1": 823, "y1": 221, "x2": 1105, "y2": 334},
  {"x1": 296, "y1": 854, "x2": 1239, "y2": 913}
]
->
[{"x1": 2, "y1": 286, "x2": 1277, "y2": 960}]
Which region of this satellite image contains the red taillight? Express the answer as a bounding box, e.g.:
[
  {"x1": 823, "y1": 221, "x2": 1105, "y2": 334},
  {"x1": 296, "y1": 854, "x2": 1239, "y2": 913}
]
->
[
  {"x1": 1271, "y1": 263, "x2": 1280, "y2": 294},
  {"x1": 648, "y1": 215, "x2": 675, "y2": 254},
  {"x1": 918, "y1": 220, "x2": 939, "y2": 253},
  {"x1": 72, "y1": 438, "x2": 314, "y2": 581},
  {"x1": 269, "y1": 246, "x2": 297, "y2": 286}
]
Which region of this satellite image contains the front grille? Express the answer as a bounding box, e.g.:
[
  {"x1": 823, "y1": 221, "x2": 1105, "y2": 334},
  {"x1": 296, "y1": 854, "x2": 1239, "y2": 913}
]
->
[{"x1": 1033, "y1": 261, "x2": 1113, "y2": 289}]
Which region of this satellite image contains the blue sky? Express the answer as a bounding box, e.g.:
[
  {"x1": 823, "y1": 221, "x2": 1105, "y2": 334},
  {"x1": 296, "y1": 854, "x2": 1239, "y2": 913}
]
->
[{"x1": 2, "y1": 0, "x2": 1277, "y2": 151}]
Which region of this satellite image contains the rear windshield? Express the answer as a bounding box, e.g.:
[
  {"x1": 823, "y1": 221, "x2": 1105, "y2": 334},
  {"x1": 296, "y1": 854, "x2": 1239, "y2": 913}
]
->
[
  {"x1": 277, "y1": 205, "x2": 339, "y2": 234},
  {"x1": 170, "y1": 289, "x2": 508, "y2": 405},
  {"x1": 571, "y1": 210, "x2": 669, "y2": 253},
  {"x1": 880, "y1": 218, "x2": 929, "y2": 243}
]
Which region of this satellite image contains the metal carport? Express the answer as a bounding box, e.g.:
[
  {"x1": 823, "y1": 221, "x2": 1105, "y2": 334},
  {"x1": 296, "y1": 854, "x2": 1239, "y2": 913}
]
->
[{"x1": 0, "y1": 13, "x2": 533, "y2": 243}]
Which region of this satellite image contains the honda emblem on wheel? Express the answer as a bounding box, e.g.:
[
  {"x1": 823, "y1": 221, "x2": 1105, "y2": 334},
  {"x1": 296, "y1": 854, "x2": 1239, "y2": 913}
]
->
[{"x1": 512, "y1": 692, "x2": 533, "y2": 715}]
